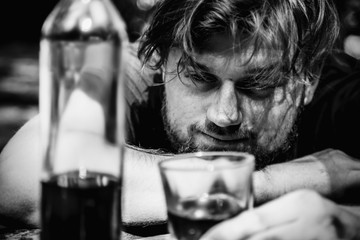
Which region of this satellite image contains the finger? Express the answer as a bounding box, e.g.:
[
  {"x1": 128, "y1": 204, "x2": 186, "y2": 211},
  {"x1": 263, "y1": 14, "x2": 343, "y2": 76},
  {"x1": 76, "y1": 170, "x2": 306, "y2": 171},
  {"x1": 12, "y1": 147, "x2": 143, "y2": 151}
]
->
[
  {"x1": 247, "y1": 221, "x2": 300, "y2": 240},
  {"x1": 200, "y1": 190, "x2": 325, "y2": 240},
  {"x1": 200, "y1": 210, "x2": 266, "y2": 240},
  {"x1": 250, "y1": 189, "x2": 325, "y2": 227},
  {"x1": 246, "y1": 219, "x2": 335, "y2": 240}
]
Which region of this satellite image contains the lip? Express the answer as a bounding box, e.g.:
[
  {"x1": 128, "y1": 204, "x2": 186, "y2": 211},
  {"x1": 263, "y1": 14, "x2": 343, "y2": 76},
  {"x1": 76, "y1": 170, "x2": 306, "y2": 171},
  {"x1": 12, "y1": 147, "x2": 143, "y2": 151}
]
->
[{"x1": 201, "y1": 131, "x2": 248, "y2": 143}]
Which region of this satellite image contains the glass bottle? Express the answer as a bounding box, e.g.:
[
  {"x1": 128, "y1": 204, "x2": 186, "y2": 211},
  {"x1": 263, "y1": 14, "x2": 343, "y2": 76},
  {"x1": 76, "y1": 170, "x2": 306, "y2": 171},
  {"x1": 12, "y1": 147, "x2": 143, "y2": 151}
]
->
[{"x1": 39, "y1": 0, "x2": 128, "y2": 239}]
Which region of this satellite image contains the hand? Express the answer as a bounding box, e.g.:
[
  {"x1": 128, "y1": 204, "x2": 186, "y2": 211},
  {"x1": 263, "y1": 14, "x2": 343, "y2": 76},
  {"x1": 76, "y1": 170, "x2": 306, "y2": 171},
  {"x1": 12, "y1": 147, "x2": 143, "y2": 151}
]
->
[{"x1": 200, "y1": 189, "x2": 360, "y2": 240}]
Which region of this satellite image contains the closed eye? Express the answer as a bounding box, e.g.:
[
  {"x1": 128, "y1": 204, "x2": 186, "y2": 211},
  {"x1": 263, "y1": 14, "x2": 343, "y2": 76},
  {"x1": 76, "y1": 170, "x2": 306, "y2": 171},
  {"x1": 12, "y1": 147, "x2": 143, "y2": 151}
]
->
[
  {"x1": 234, "y1": 74, "x2": 286, "y2": 100},
  {"x1": 240, "y1": 87, "x2": 275, "y2": 99},
  {"x1": 183, "y1": 72, "x2": 219, "y2": 90}
]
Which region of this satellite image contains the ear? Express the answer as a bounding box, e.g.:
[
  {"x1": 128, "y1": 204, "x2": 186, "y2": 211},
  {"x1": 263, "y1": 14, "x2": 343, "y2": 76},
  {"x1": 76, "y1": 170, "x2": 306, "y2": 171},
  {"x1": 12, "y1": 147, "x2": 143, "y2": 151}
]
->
[{"x1": 303, "y1": 76, "x2": 319, "y2": 105}]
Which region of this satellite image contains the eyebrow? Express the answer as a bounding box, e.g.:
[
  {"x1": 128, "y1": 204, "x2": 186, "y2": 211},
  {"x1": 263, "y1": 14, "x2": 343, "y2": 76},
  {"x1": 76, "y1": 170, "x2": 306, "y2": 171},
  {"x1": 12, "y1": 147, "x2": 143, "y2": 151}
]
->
[
  {"x1": 186, "y1": 61, "x2": 212, "y2": 73},
  {"x1": 187, "y1": 61, "x2": 281, "y2": 78},
  {"x1": 185, "y1": 62, "x2": 222, "y2": 82},
  {"x1": 184, "y1": 57, "x2": 289, "y2": 89}
]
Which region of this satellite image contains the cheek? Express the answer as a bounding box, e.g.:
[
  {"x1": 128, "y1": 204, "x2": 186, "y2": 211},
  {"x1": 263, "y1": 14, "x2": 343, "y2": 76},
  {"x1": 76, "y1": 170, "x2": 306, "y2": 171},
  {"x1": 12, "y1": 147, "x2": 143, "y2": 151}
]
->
[
  {"x1": 262, "y1": 86, "x2": 302, "y2": 125},
  {"x1": 273, "y1": 83, "x2": 304, "y2": 107},
  {"x1": 165, "y1": 81, "x2": 204, "y2": 127},
  {"x1": 246, "y1": 91, "x2": 298, "y2": 141},
  {"x1": 266, "y1": 104, "x2": 297, "y2": 130}
]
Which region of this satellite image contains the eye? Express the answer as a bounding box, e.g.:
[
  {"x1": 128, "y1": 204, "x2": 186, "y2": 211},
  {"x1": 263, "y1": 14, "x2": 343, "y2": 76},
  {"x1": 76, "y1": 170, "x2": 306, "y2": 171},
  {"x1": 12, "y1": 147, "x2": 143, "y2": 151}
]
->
[
  {"x1": 237, "y1": 85, "x2": 275, "y2": 100},
  {"x1": 184, "y1": 73, "x2": 203, "y2": 82},
  {"x1": 183, "y1": 72, "x2": 219, "y2": 90}
]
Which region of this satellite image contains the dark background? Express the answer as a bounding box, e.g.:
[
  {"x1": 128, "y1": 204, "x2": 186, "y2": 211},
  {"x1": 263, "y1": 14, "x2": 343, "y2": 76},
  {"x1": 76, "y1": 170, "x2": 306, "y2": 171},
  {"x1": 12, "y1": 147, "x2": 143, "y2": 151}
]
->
[
  {"x1": 0, "y1": 0, "x2": 156, "y2": 151},
  {"x1": 0, "y1": 0, "x2": 156, "y2": 45},
  {"x1": 0, "y1": 0, "x2": 358, "y2": 45}
]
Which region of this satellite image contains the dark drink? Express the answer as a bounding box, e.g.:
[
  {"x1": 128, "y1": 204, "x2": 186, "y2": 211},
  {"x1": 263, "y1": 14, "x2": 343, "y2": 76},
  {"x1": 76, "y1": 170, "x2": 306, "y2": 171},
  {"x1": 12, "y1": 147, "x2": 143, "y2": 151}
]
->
[
  {"x1": 167, "y1": 193, "x2": 244, "y2": 240},
  {"x1": 40, "y1": 170, "x2": 121, "y2": 240}
]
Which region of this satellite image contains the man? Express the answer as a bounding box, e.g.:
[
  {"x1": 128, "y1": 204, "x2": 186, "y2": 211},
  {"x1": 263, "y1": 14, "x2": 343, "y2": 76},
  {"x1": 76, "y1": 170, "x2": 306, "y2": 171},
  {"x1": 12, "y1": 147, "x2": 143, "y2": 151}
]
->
[
  {"x1": 128, "y1": 0, "x2": 352, "y2": 168},
  {"x1": 0, "y1": 0, "x2": 360, "y2": 239}
]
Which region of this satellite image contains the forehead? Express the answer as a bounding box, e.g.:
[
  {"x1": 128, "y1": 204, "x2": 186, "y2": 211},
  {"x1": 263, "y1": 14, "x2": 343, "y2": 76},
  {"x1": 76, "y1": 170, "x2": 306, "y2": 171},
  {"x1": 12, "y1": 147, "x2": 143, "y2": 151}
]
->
[{"x1": 168, "y1": 33, "x2": 282, "y2": 73}]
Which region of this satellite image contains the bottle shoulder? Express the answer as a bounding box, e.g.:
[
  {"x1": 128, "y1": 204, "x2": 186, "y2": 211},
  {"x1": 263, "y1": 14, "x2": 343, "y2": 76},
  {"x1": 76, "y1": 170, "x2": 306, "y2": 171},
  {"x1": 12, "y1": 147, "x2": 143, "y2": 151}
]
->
[{"x1": 41, "y1": 0, "x2": 128, "y2": 42}]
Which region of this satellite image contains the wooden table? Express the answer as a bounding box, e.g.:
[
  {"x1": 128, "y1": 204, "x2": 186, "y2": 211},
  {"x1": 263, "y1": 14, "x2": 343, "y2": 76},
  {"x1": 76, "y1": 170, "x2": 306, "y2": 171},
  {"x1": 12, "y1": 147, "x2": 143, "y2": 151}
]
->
[{"x1": 0, "y1": 228, "x2": 172, "y2": 240}]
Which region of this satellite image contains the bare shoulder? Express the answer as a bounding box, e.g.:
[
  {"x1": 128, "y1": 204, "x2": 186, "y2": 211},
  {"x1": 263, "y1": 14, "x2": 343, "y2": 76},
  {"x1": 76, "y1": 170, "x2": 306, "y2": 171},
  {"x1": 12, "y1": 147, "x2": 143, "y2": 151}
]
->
[
  {"x1": 0, "y1": 115, "x2": 41, "y2": 169},
  {"x1": 0, "y1": 115, "x2": 41, "y2": 227}
]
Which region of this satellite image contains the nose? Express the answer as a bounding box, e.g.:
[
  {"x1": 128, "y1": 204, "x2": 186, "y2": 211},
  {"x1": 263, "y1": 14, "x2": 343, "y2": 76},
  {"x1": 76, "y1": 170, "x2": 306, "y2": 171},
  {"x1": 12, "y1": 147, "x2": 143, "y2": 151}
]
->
[{"x1": 207, "y1": 81, "x2": 242, "y2": 127}]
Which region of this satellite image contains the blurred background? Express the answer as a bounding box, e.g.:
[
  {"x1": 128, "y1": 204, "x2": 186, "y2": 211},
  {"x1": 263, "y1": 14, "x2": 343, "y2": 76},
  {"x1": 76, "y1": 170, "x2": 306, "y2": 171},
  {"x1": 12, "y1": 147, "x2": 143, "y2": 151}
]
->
[
  {"x1": 0, "y1": 0, "x2": 157, "y2": 152},
  {"x1": 0, "y1": 0, "x2": 359, "y2": 152}
]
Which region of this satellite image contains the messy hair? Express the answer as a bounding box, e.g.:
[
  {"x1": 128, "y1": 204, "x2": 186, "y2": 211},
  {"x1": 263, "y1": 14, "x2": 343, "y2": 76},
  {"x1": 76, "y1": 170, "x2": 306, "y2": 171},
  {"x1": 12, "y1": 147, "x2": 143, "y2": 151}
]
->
[{"x1": 138, "y1": 0, "x2": 340, "y2": 88}]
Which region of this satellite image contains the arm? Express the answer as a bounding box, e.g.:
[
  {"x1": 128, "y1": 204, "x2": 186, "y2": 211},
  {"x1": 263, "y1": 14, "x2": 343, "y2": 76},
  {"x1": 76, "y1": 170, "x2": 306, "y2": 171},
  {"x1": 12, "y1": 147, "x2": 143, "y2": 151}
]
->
[
  {"x1": 1, "y1": 118, "x2": 359, "y2": 228},
  {"x1": 122, "y1": 144, "x2": 170, "y2": 225},
  {"x1": 0, "y1": 115, "x2": 170, "y2": 228},
  {"x1": 254, "y1": 149, "x2": 360, "y2": 205},
  {"x1": 0, "y1": 116, "x2": 41, "y2": 227}
]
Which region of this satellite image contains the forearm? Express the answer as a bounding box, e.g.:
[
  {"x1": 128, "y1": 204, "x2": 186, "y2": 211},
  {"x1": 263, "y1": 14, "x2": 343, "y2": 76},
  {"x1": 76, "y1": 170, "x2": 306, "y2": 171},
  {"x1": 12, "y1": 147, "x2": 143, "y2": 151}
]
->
[
  {"x1": 253, "y1": 149, "x2": 360, "y2": 205},
  {"x1": 122, "y1": 144, "x2": 172, "y2": 225},
  {"x1": 253, "y1": 156, "x2": 330, "y2": 205},
  {"x1": 0, "y1": 116, "x2": 41, "y2": 227},
  {"x1": 0, "y1": 115, "x2": 173, "y2": 229}
]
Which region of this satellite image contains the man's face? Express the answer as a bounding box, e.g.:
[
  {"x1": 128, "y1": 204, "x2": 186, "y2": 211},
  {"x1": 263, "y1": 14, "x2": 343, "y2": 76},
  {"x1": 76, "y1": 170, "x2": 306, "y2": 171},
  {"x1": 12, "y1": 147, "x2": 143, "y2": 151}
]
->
[{"x1": 162, "y1": 34, "x2": 317, "y2": 168}]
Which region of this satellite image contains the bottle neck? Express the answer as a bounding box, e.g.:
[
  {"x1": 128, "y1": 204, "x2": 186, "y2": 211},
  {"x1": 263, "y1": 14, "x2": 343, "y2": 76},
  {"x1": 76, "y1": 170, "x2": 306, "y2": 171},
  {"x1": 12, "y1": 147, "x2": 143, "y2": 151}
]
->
[{"x1": 42, "y1": 0, "x2": 127, "y2": 42}]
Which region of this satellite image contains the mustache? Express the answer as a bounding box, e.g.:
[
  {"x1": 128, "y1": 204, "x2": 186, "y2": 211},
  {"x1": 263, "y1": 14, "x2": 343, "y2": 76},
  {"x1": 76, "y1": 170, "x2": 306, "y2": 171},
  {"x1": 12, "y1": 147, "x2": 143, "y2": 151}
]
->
[{"x1": 190, "y1": 120, "x2": 257, "y2": 140}]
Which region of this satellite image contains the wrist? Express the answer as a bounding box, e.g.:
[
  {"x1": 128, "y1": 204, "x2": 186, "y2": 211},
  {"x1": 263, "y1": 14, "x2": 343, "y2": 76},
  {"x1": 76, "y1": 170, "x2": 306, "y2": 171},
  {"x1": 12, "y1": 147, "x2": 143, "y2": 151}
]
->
[{"x1": 253, "y1": 169, "x2": 279, "y2": 205}]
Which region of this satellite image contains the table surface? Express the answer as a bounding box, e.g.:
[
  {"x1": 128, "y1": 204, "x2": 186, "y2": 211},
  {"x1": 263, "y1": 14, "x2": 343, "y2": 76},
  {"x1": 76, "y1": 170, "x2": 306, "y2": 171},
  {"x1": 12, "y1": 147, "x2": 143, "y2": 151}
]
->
[{"x1": 0, "y1": 228, "x2": 172, "y2": 240}]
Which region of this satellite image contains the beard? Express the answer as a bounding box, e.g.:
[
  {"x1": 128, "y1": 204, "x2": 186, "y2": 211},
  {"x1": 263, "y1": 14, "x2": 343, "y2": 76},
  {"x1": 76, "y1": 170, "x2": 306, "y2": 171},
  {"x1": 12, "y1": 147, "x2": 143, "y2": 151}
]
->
[{"x1": 161, "y1": 95, "x2": 304, "y2": 170}]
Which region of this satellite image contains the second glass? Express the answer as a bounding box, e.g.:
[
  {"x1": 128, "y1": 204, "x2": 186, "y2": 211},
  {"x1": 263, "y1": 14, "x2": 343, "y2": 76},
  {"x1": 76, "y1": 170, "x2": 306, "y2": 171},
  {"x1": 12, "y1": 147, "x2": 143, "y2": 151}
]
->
[{"x1": 158, "y1": 151, "x2": 255, "y2": 240}]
